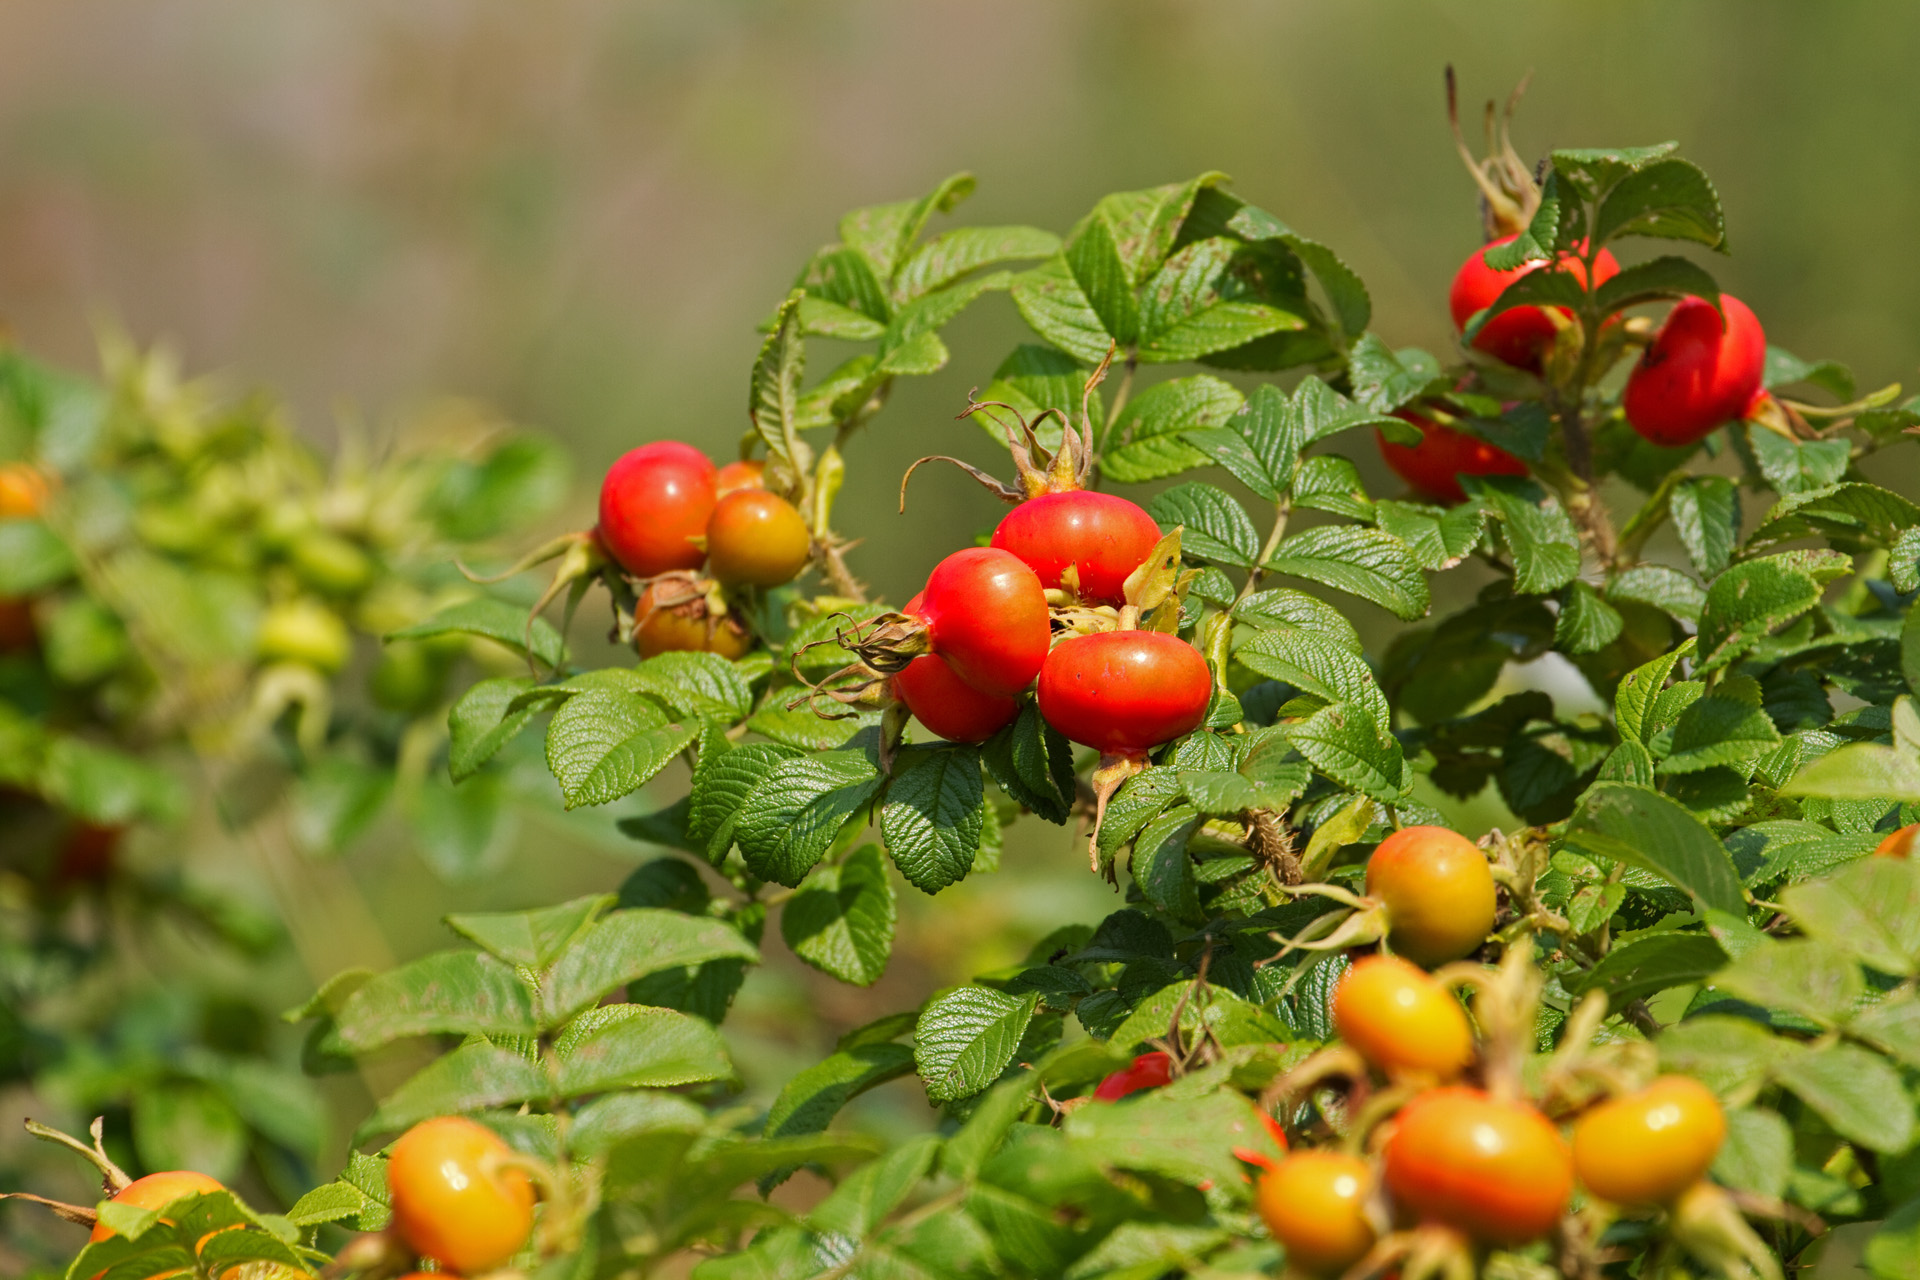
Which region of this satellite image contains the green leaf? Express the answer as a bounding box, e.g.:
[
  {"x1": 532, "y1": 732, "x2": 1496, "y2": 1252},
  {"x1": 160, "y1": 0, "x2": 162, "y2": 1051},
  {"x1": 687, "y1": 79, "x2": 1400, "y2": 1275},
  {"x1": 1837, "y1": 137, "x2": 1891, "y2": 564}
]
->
[
  {"x1": 359, "y1": 1043, "x2": 546, "y2": 1139},
  {"x1": 1765, "y1": 345, "x2": 1857, "y2": 399},
  {"x1": 1564, "y1": 782, "x2": 1744, "y2": 914},
  {"x1": 1147, "y1": 482, "x2": 1260, "y2": 569},
  {"x1": 1235, "y1": 628, "x2": 1389, "y2": 735},
  {"x1": 390, "y1": 597, "x2": 565, "y2": 669},
  {"x1": 983, "y1": 701, "x2": 1075, "y2": 824},
  {"x1": 1130, "y1": 805, "x2": 1202, "y2": 920},
  {"x1": 915, "y1": 986, "x2": 1041, "y2": 1103},
  {"x1": 1096, "y1": 766, "x2": 1183, "y2": 865},
  {"x1": 894, "y1": 225, "x2": 1061, "y2": 301},
  {"x1": 1670, "y1": 476, "x2": 1741, "y2": 579},
  {"x1": 286, "y1": 1181, "x2": 369, "y2": 1229},
  {"x1": 1064, "y1": 213, "x2": 1140, "y2": 345},
  {"x1": 1179, "y1": 427, "x2": 1284, "y2": 503},
  {"x1": 1011, "y1": 256, "x2": 1114, "y2": 365},
  {"x1": 881, "y1": 745, "x2": 985, "y2": 894},
  {"x1": 1234, "y1": 587, "x2": 1363, "y2": 654},
  {"x1": 1098, "y1": 173, "x2": 1227, "y2": 282},
  {"x1": 1695, "y1": 557, "x2": 1823, "y2": 674},
  {"x1": 794, "y1": 295, "x2": 885, "y2": 340},
  {"x1": 1592, "y1": 158, "x2": 1726, "y2": 249},
  {"x1": 690, "y1": 741, "x2": 799, "y2": 859},
  {"x1": 839, "y1": 173, "x2": 974, "y2": 282},
  {"x1": 1747, "y1": 427, "x2": 1851, "y2": 496},
  {"x1": 1615, "y1": 638, "x2": 1695, "y2": 745},
  {"x1": 444, "y1": 894, "x2": 613, "y2": 969},
  {"x1": 1064, "y1": 1088, "x2": 1278, "y2": 1192},
  {"x1": 1868, "y1": 1200, "x2": 1920, "y2": 1280},
  {"x1": 1100, "y1": 375, "x2": 1246, "y2": 484},
  {"x1": 1571, "y1": 933, "x2": 1727, "y2": 1010},
  {"x1": 331, "y1": 951, "x2": 537, "y2": 1051},
  {"x1": 1237, "y1": 383, "x2": 1308, "y2": 488},
  {"x1": 1592, "y1": 255, "x2": 1722, "y2": 315},
  {"x1": 1137, "y1": 238, "x2": 1302, "y2": 362},
  {"x1": 1783, "y1": 742, "x2": 1920, "y2": 803},
  {"x1": 1897, "y1": 526, "x2": 1920, "y2": 595},
  {"x1": 1264, "y1": 525, "x2": 1429, "y2": 620},
  {"x1": 1781, "y1": 857, "x2": 1920, "y2": 977},
  {"x1": 0, "y1": 518, "x2": 72, "y2": 594},
  {"x1": 1550, "y1": 143, "x2": 1679, "y2": 199},
  {"x1": 1347, "y1": 336, "x2": 1444, "y2": 414},
  {"x1": 802, "y1": 246, "x2": 892, "y2": 321},
  {"x1": 1747, "y1": 482, "x2": 1920, "y2": 553},
  {"x1": 1774, "y1": 1042, "x2": 1914, "y2": 1153},
  {"x1": 1374, "y1": 500, "x2": 1486, "y2": 572},
  {"x1": 1467, "y1": 476, "x2": 1581, "y2": 594},
  {"x1": 1287, "y1": 702, "x2": 1406, "y2": 803},
  {"x1": 1608, "y1": 564, "x2": 1706, "y2": 623},
  {"x1": 1179, "y1": 767, "x2": 1308, "y2": 817},
  {"x1": 1292, "y1": 455, "x2": 1373, "y2": 521},
  {"x1": 447, "y1": 676, "x2": 540, "y2": 782},
  {"x1": 545, "y1": 691, "x2": 697, "y2": 809},
  {"x1": 553, "y1": 1006, "x2": 735, "y2": 1095},
  {"x1": 808, "y1": 1134, "x2": 944, "y2": 1242},
  {"x1": 1556, "y1": 581, "x2": 1624, "y2": 656},
  {"x1": 782, "y1": 844, "x2": 896, "y2": 986},
  {"x1": 1660, "y1": 696, "x2": 1783, "y2": 774},
  {"x1": 627, "y1": 651, "x2": 755, "y2": 722},
  {"x1": 1225, "y1": 203, "x2": 1373, "y2": 341},
  {"x1": 1469, "y1": 267, "x2": 1588, "y2": 336},
  {"x1": 750, "y1": 290, "x2": 807, "y2": 467},
  {"x1": 1705, "y1": 1107, "x2": 1791, "y2": 1200},
  {"x1": 1659, "y1": 1015, "x2": 1788, "y2": 1093},
  {"x1": 745, "y1": 702, "x2": 875, "y2": 750},
  {"x1": 765, "y1": 1043, "x2": 917, "y2": 1140},
  {"x1": 1713, "y1": 939, "x2": 1863, "y2": 1026},
  {"x1": 539, "y1": 908, "x2": 762, "y2": 1027},
  {"x1": 736, "y1": 750, "x2": 886, "y2": 888}
]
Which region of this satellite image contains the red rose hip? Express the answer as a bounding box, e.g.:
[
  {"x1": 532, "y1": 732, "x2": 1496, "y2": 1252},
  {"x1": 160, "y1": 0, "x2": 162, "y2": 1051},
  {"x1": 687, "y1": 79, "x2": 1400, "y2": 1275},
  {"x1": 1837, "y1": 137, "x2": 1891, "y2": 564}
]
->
[
  {"x1": 1376, "y1": 412, "x2": 1527, "y2": 505},
  {"x1": 991, "y1": 490, "x2": 1162, "y2": 605},
  {"x1": 597, "y1": 441, "x2": 718, "y2": 578},
  {"x1": 1450, "y1": 235, "x2": 1619, "y2": 372},
  {"x1": 1037, "y1": 630, "x2": 1210, "y2": 755},
  {"x1": 1623, "y1": 294, "x2": 1767, "y2": 447},
  {"x1": 892, "y1": 651, "x2": 1018, "y2": 743}
]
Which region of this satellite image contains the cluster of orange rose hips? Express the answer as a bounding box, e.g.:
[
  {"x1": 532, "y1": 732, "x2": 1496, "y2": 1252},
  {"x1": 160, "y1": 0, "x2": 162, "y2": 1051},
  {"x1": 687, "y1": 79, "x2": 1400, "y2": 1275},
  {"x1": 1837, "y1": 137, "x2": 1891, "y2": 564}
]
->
[
  {"x1": 1076, "y1": 826, "x2": 1741, "y2": 1276},
  {"x1": 1378, "y1": 235, "x2": 1771, "y2": 504}
]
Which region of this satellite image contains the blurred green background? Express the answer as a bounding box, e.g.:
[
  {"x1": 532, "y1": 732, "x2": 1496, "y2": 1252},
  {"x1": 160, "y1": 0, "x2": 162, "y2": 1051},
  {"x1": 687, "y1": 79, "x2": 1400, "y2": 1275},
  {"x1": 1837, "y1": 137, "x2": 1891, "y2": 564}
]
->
[{"x1": 4, "y1": 0, "x2": 1918, "y2": 1211}]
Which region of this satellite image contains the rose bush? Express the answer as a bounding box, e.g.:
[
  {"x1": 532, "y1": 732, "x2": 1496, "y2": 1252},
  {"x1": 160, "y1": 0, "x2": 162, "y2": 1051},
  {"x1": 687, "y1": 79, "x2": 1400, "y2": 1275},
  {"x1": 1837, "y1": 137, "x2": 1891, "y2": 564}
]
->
[{"x1": 12, "y1": 83, "x2": 1920, "y2": 1280}]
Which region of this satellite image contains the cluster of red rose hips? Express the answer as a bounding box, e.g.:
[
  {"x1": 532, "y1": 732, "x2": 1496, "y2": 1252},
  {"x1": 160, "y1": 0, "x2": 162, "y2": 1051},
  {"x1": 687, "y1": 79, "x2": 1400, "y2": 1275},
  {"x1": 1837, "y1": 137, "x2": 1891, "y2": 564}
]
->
[
  {"x1": 829, "y1": 400, "x2": 1216, "y2": 786},
  {"x1": 586, "y1": 388, "x2": 1216, "y2": 781},
  {"x1": 1378, "y1": 234, "x2": 1769, "y2": 503},
  {"x1": 592, "y1": 442, "x2": 810, "y2": 659}
]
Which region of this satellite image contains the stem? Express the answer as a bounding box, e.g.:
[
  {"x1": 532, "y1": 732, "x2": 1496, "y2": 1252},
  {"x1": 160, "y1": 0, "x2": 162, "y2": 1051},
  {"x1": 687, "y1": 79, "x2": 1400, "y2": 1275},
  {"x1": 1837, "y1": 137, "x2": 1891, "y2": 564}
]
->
[
  {"x1": 1232, "y1": 500, "x2": 1292, "y2": 607},
  {"x1": 1096, "y1": 352, "x2": 1139, "y2": 460}
]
